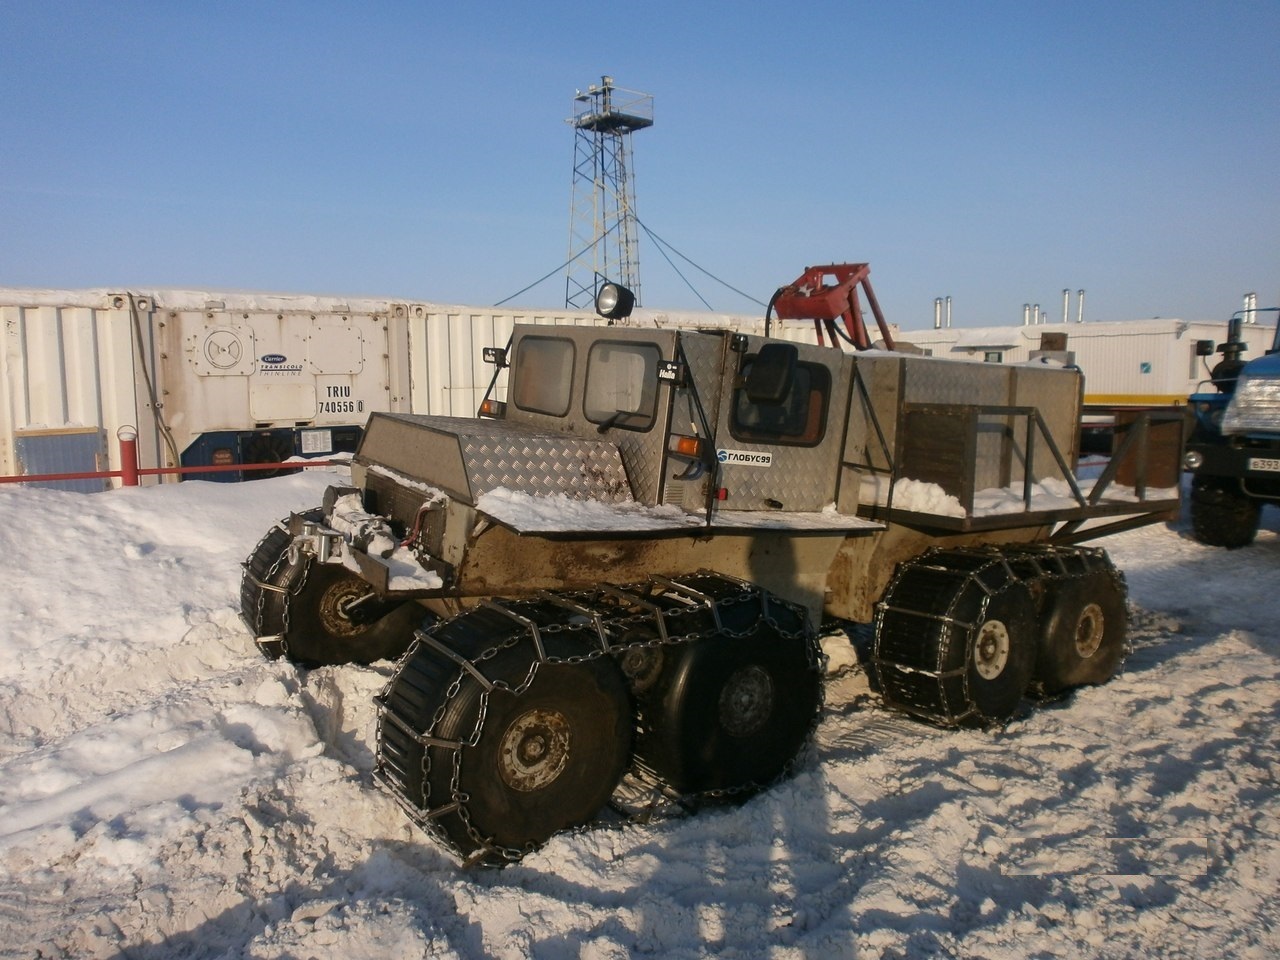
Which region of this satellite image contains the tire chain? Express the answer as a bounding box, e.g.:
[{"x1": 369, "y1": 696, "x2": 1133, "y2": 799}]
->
[
  {"x1": 873, "y1": 543, "x2": 1127, "y2": 726},
  {"x1": 373, "y1": 571, "x2": 825, "y2": 866},
  {"x1": 240, "y1": 511, "x2": 321, "y2": 660}
]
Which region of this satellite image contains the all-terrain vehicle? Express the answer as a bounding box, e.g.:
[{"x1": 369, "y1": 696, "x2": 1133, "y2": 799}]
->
[
  {"x1": 241, "y1": 266, "x2": 1181, "y2": 865},
  {"x1": 1184, "y1": 306, "x2": 1280, "y2": 547}
]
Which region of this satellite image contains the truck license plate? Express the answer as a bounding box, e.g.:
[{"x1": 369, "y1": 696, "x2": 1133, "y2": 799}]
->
[{"x1": 1249, "y1": 457, "x2": 1280, "y2": 473}]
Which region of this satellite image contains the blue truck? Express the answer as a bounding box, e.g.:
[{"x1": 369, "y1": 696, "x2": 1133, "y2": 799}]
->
[{"x1": 1184, "y1": 307, "x2": 1280, "y2": 547}]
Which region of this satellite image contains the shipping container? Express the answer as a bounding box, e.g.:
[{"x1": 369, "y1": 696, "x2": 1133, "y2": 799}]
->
[{"x1": 1, "y1": 287, "x2": 783, "y2": 489}]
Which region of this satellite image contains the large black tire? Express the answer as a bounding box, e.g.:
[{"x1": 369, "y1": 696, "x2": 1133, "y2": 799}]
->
[
  {"x1": 961, "y1": 584, "x2": 1036, "y2": 725},
  {"x1": 380, "y1": 612, "x2": 632, "y2": 864},
  {"x1": 1030, "y1": 566, "x2": 1128, "y2": 698},
  {"x1": 278, "y1": 561, "x2": 423, "y2": 665},
  {"x1": 875, "y1": 550, "x2": 1036, "y2": 728},
  {"x1": 240, "y1": 509, "x2": 322, "y2": 657},
  {"x1": 631, "y1": 607, "x2": 821, "y2": 797},
  {"x1": 240, "y1": 510, "x2": 422, "y2": 666},
  {"x1": 1190, "y1": 475, "x2": 1261, "y2": 548}
]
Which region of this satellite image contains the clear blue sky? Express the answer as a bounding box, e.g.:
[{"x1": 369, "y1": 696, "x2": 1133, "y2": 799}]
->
[{"x1": 2, "y1": 1, "x2": 1277, "y2": 328}]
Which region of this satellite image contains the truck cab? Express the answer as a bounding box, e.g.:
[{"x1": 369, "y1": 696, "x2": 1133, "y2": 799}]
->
[{"x1": 1184, "y1": 309, "x2": 1280, "y2": 546}]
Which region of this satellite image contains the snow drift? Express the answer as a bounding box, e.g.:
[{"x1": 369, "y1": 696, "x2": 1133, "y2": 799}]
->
[{"x1": 0, "y1": 469, "x2": 1276, "y2": 959}]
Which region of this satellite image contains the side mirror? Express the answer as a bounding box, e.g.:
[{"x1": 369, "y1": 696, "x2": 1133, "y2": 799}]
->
[
  {"x1": 1195, "y1": 339, "x2": 1214, "y2": 357},
  {"x1": 744, "y1": 342, "x2": 797, "y2": 404}
]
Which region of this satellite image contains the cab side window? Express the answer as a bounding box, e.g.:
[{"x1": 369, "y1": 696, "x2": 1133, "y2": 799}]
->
[
  {"x1": 731, "y1": 358, "x2": 830, "y2": 446},
  {"x1": 584, "y1": 341, "x2": 661, "y2": 431}
]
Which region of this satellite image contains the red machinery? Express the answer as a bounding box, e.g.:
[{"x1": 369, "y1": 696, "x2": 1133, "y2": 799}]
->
[{"x1": 769, "y1": 262, "x2": 895, "y2": 350}]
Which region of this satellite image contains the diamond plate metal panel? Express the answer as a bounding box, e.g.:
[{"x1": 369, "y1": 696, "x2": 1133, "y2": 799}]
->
[
  {"x1": 1012, "y1": 365, "x2": 1082, "y2": 475},
  {"x1": 844, "y1": 353, "x2": 1086, "y2": 507},
  {"x1": 458, "y1": 421, "x2": 632, "y2": 502},
  {"x1": 902, "y1": 358, "x2": 1014, "y2": 493},
  {"x1": 903, "y1": 356, "x2": 1013, "y2": 407}
]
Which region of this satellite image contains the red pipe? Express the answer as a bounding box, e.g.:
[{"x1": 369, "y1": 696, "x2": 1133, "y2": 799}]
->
[
  {"x1": 0, "y1": 459, "x2": 339, "y2": 485},
  {"x1": 118, "y1": 426, "x2": 139, "y2": 487}
]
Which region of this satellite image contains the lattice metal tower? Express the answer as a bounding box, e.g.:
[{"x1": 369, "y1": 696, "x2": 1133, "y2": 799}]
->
[{"x1": 565, "y1": 76, "x2": 653, "y2": 310}]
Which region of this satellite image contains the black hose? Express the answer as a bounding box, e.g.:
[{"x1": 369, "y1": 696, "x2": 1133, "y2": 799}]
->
[{"x1": 764, "y1": 288, "x2": 783, "y2": 339}]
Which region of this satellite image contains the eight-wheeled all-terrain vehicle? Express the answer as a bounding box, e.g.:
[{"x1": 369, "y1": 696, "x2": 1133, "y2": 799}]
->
[{"x1": 241, "y1": 267, "x2": 1182, "y2": 865}]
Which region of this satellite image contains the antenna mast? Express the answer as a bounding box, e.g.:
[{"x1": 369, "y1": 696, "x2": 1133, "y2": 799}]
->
[{"x1": 564, "y1": 76, "x2": 653, "y2": 310}]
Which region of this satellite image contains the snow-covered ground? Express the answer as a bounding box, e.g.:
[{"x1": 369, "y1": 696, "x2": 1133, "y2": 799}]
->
[{"x1": 0, "y1": 469, "x2": 1276, "y2": 959}]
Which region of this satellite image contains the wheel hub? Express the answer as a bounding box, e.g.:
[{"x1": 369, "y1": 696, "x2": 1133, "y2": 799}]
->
[
  {"x1": 318, "y1": 578, "x2": 376, "y2": 638},
  {"x1": 1074, "y1": 603, "x2": 1105, "y2": 658},
  {"x1": 974, "y1": 619, "x2": 1011, "y2": 680},
  {"x1": 620, "y1": 646, "x2": 663, "y2": 693},
  {"x1": 497, "y1": 708, "x2": 571, "y2": 792},
  {"x1": 718, "y1": 664, "x2": 774, "y2": 736}
]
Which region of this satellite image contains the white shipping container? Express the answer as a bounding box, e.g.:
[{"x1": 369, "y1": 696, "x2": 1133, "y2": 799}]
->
[
  {"x1": 404, "y1": 303, "x2": 808, "y2": 416},
  {"x1": 2, "y1": 288, "x2": 422, "y2": 488},
  {"x1": 1, "y1": 293, "x2": 145, "y2": 492},
  {"x1": 1, "y1": 287, "x2": 788, "y2": 489}
]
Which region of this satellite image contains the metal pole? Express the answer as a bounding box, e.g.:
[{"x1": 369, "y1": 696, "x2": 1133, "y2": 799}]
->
[{"x1": 117, "y1": 425, "x2": 139, "y2": 487}]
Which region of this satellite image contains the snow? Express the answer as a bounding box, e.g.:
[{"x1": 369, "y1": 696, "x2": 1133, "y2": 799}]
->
[
  {"x1": 886, "y1": 475, "x2": 1180, "y2": 519},
  {"x1": 1, "y1": 469, "x2": 1278, "y2": 959},
  {"x1": 477, "y1": 488, "x2": 883, "y2": 534}
]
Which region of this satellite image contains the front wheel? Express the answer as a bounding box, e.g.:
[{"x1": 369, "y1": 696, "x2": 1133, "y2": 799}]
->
[
  {"x1": 1190, "y1": 475, "x2": 1261, "y2": 548},
  {"x1": 280, "y1": 560, "x2": 424, "y2": 665},
  {"x1": 378, "y1": 610, "x2": 633, "y2": 865},
  {"x1": 240, "y1": 511, "x2": 422, "y2": 666},
  {"x1": 631, "y1": 607, "x2": 821, "y2": 798}
]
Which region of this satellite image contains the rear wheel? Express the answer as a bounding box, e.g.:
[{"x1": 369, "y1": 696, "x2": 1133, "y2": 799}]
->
[
  {"x1": 874, "y1": 549, "x2": 1036, "y2": 728},
  {"x1": 962, "y1": 585, "x2": 1036, "y2": 724},
  {"x1": 1191, "y1": 475, "x2": 1261, "y2": 548},
  {"x1": 1030, "y1": 565, "x2": 1127, "y2": 697}
]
